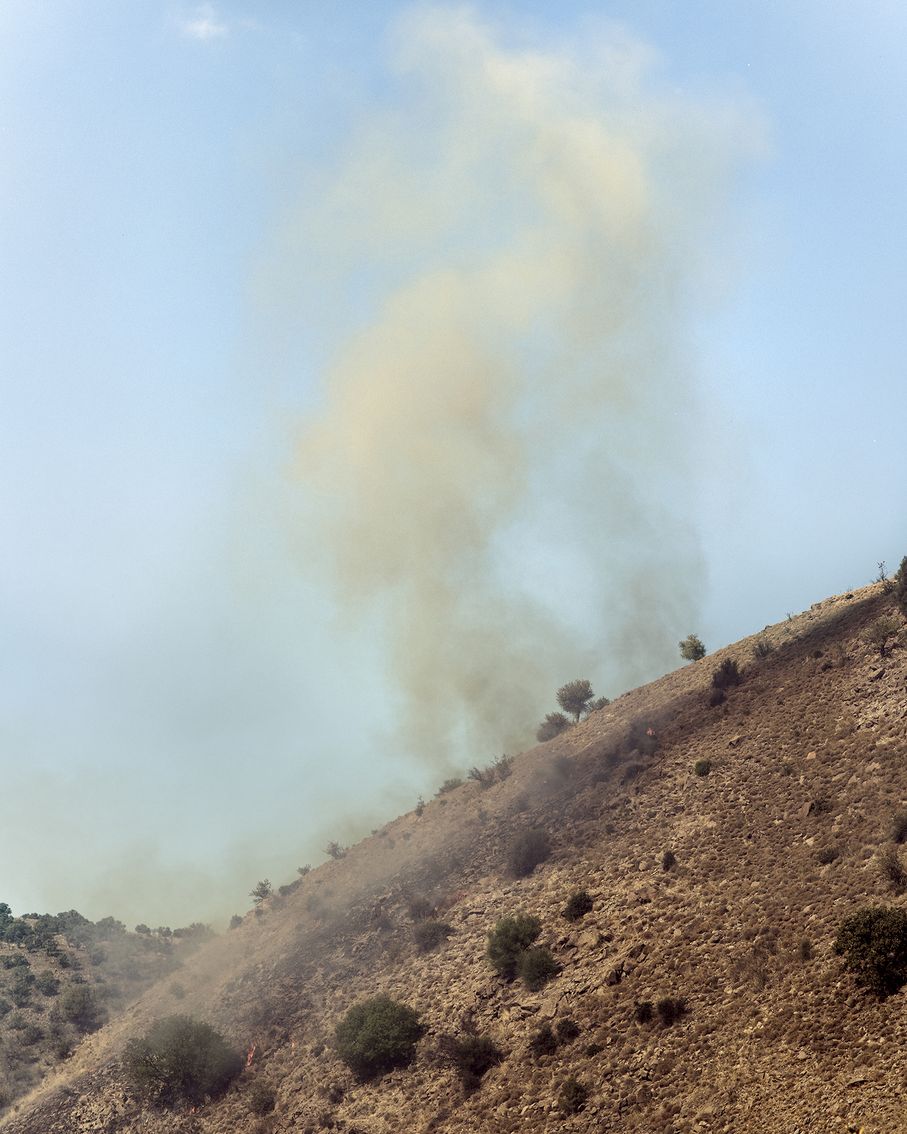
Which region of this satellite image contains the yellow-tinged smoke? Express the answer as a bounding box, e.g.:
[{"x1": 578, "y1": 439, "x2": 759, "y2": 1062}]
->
[{"x1": 283, "y1": 8, "x2": 758, "y2": 765}]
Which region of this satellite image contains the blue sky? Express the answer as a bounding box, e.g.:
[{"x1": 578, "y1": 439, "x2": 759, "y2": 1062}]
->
[{"x1": 1, "y1": 1, "x2": 905, "y2": 926}]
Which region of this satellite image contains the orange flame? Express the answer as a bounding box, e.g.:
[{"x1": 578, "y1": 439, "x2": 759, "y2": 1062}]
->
[{"x1": 246, "y1": 1043, "x2": 257, "y2": 1068}]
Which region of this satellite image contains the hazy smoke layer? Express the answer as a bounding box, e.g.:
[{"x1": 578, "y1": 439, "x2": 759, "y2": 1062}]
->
[{"x1": 287, "y1": 9, "x2": 753, "y2": 765}]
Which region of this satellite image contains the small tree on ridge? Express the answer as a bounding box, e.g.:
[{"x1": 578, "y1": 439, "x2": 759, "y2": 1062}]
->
[
  {"x1": 679, "y1": 634, "x2": 706, "y2": 662},
  {"x1": 556, "y1": 680, "x2": 595, "y2": 723},
  {"x1": 250, "y1": 880, "x2": 272, "y2": 906}
]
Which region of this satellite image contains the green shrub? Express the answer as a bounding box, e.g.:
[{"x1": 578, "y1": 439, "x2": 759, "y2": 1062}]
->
[
  {"x1": 172, "y1": 922, "x2": 213, "y2": 942},
  {"x1": 880, "y1": 847, "x2": 907, "y2": 893},
  {"x1": 752, "y1": 636, "x2": 774, "y2": 659},
  {"x1": 334, "y1": 996, "x2": 425, "y2": 1080},
  {"x1": 507, "y1": 828, "x2": 551, "y2": 878},
  {"x1": 60, "y1": 984, "x2": 105, "y2": 1033},
  {"x1": 529, "y1": 1024, "x2": 557, "y2": 1057},
  {"x1": 20, "y1": 1023, "x2": 43, "y2": 1046},
  {"x1": 555, "y1": 1018, "x2": 580, "y2": 1043},
  {"x1": 468, "y1": 755, "x2": 513, "y2": 787},
  {"x1": 834, "y1": 907, "x2": 907, "y2": 997},
  {"x1": 10, "y1": 970, "x2": 34, "y2": 1007},
  {"x1": 247, "y1": 1078, "x2": 277, "y2": 1116},
  {"x1": 536, "y1": 712, "x2": 570, "y2": 743},
  {"x1": 467, "y1": 765, "x2": 495, "y2": 789},
  {"x1": 816, "y1": 846, "x2": 840, "y2": 865},
  {"x1": 562, "y1": 889, "x2": 593, "y2": 922},
  {"x1": 441, "y1": 1034, "x2": 502, "y2": 1093},
  {"x1": 558, "y1": 1077, "x2": 589, "y2": 1114},
  {"x1": 655, "y1": 997, "x2": 686, "y2": 1027},
  {"x1": 517, "y1": 946, "x2": 560, "y2": 992},
  {"x1": 679, "y1": 634, "x2": 706, "y2": 662},
  {"x1": 893, "y1": 812, "x2": 907, "y2": 844},
  {"x1": 693, "y1": 759, "x2": 711, "y2": 777},
  {"x1": 486, "y1": 914, "x2": 541, "y2": 980},
  {"x1": 50, "y1": 1029, "x2": 74, "y2": 1059},
  {"x1": 95, "y1": 916, "x2": 126, "y2": 938},
  {"x1": 123, "y1": 1015, "x2": 243, "y2": 1106},
  {"x1": 711, "y1": 658, "x2": 741, "y2": 691},
  {"x1": 229, "y1": 915, "x2": 243, "y2": 930},
  {"x1": 413, "y1": 921, "x2": 453, "y2": 953},
  {"x1": 34, "y1": 970, "x2": 59, "y2": 996},
  {"x1": 492, "y1": 754, "x2": 513, "y2": 780},
  {"x1": 634, "y1": 1000, "x2": 653, "y2": 1024}
]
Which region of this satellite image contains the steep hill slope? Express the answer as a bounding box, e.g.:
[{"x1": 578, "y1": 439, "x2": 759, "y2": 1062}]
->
[{"x1": 3, "y1": 581, "x2": 906, "y2": 1134}]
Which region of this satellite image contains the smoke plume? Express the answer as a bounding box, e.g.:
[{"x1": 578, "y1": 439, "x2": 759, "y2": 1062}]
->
[{"x1": 280, "y1": 9, "x2": 755, "y2": 766}]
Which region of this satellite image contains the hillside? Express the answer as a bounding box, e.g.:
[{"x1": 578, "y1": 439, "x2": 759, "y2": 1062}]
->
[
  {"x1": 2, "y1": 580, "x2": 906, "y2": 1134},
  {"x1": 0, "y1": 911, "x2": 212, "y2": 1113}
]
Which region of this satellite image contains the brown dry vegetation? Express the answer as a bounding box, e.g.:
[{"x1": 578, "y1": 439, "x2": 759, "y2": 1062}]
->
[{"x1": 2, "y1": 582, "x2": 906, "y2": 1133}]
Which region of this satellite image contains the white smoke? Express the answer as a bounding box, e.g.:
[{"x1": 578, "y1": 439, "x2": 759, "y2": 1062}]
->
[{"x1": 272, "y1": 7, "x2": 759, "y2": 765}]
